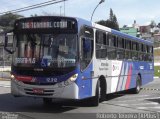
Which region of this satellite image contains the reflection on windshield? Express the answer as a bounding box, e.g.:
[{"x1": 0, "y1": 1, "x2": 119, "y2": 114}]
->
[{"x1": 14, "y1": 34, "x2": 77, "y2": 68}]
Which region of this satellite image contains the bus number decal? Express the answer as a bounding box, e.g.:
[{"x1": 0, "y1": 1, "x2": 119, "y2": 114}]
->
[
  {"x1": 46, "y1": 78, "x2": 58, "y2": 83},
  {"x1": 15, "y1": 58, "x2": 36, "y2": 64}
]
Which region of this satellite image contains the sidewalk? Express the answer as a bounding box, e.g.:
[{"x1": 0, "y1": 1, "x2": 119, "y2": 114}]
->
[
  {"x1": 0, "y1": 71, "x2": 11, "y2": 81},
  {"x1": 0, "y1": 80, "x2": 11, "y2": 88}
]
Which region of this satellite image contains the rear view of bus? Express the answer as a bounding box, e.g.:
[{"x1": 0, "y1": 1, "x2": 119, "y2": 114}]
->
[{"x1": 5, "y1": 16, "x2": 81, "y2": 104}]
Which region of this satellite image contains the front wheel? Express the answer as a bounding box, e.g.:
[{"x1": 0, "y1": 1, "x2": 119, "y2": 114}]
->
[
  {"x1": 90, "y1": 80, "x2": 100, "y2": 106},
  {"x1": 91, "y1": 79, "x2": 106, "y2": 106}
]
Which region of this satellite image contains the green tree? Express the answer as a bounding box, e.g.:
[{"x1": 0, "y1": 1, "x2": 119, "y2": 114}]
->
[
  {"x1": 96, "y1": 20, "x2": 106, "y2": 26},
  {"x1": 0, "y1": 13, "x2": 23, "y2": 31},
  {"x1": 97, "y1": 8, "x2": 119, "y2": 30},
  {"x1": 109, "y1": 8, "x2": 114, "y2": 21}
]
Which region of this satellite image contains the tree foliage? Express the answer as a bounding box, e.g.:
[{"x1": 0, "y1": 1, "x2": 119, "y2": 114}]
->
[
  {"x1": 97, "y1": 8, "x2": 119, "y2": 30},
  {"x1": 150, "y1": 20, "x2": 156, "y2": 28},
  {"x1": 0, "y1": 13, "x2": 23, "y2": 31}
]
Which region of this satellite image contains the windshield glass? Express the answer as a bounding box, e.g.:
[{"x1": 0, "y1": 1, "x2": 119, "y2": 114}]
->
[{"x1": 13, "y1": 34, "x2": 77, "y2": 68}]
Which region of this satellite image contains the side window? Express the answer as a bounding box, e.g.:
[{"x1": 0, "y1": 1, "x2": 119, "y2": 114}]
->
[
  {"x1": 143, "y1": 45, "x2": 147, "y2": 53},
  {"x1": 138, "y1": 43, "x2": 142, "y2": 60},
  {"x1": 139, "y1": 44, "x2": 144, "y2": 61},
  {"x1": 117, "y1": 37, "x2": 125, "y2": 60},
  {"x1": 146, "y1": 45, "x2": 153, "y2": 61},
  {"x1": 118, "y1": 37, "x2": 123, "y2": 48},
  {"x1": 108, "y1": 34, "x2": 117, "y2": 60},
  {"x1": 132, "y1": 42, "x2": 138, "y2": 51},
  {"x1": 96, "y1": 30, "x2": 107, "y2": 59},
  {"x1": 132, "y1": 42, "x2": 138, "y2": 60},
  {"x1": 80, "y1": 38, "x2": 93, "y2": 71},
  {"x1": 109, "y1": 34, "x2": 117, "y2": 47},
  {"x1": 80, "y1": 26, "x2": 94, "y2": 71},
  {"x1": 125, "y1": 40, "x2": 132, "y2": 60},
  {"x1": 149, "y1": 46, "x2": 153, "y2": 61},
  {"x1": 126, "y1": 40, "x2": 131, "y2": 49},
  {"x1": 143, "y1": 45, "x2": 148, "y2": 61}
]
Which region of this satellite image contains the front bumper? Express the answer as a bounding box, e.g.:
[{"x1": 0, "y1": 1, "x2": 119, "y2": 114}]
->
[{"x1": 11, "y1": 79, "x2": 79, "y2": 99}]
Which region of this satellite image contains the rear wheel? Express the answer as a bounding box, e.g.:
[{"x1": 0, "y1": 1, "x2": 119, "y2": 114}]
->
[{"x1": 133, "y1": 75, "x2": 141, "y2": 94}]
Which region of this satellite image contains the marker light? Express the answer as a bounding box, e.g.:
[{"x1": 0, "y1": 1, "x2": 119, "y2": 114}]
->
[{"x1": 64, "y1": 81, "x2": 70, "y2": 86}]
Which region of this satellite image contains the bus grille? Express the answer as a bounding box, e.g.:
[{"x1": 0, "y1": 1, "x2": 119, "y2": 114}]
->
[{"x1": 24, "y1": 88, "x2": 54, "y2": 96}]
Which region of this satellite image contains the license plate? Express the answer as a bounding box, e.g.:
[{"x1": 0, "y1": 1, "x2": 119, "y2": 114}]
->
[{"x1": 33, "y1": 88, "x2": 44, "y2": 94}]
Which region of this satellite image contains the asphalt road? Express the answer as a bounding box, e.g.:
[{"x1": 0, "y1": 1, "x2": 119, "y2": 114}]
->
[{"x1": 0, "y1": 79, "x2": 160, "y2": 119}]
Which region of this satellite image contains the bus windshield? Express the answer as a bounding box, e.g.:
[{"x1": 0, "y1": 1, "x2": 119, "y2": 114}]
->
[{"x1": 13, "y1": 33, "x2": 77, "y2": 68}]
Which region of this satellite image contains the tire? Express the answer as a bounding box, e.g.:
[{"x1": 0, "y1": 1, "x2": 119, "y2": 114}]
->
[
  {"x1": 90, "y1": 80, "x2": 100, "y2": 106},
  {"x1": 133, "y1": 75, "x2": 141, "y2": 94},
  {"x1": 43, "y1": 98, "x2": 52, "y2": 105},
  {"x1": 90, "y1": 79, "x2": 107, "y2": 106},
  {"x1": 99, "y1": 80, "x2": 106, "y2": 102}
]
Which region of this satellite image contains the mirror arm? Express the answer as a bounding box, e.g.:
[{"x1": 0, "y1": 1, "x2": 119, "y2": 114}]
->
[{"x1": 4, "y1": 47, "x2": 14, "y2": 54}]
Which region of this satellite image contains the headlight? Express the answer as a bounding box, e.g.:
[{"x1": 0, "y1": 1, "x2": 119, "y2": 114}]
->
[
  {"x1": 69, "y1": 74, "x2": 78, "y2": 82},
  {"x1": 11, "y1": 75, "x2": 15, "y2": 79},
  {"x1": 57, "y1": 74, "x2": 78, "y2": 87}
]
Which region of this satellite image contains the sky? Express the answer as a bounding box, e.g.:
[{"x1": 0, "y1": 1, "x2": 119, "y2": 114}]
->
[{"x1": 0, "y1": 0, "x2": 160, "y2": 27}]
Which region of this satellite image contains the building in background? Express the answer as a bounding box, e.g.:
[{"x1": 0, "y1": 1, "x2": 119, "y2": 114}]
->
[
  {"x1": 120, "y1": 20, "x2": 140, "y2": 37},
  {"x1": 0, "y1": 33, "x2": 12, "y2": 67},
  {"x1": 120, "y1": 27, "x2": 138, "y2": 37}
]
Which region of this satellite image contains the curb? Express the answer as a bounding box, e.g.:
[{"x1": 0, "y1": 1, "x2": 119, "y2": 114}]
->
[
  {"x1": 0, "y1": 77, "x2": 10, "y2": 81},
  {"x1": 142, "y1": 88, "x2": 160, "y2": 91}
]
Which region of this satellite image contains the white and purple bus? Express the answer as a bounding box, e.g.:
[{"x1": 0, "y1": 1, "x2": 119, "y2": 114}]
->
[{"x1": 5, "y1": 16, "x2": 154, "y2": 106}]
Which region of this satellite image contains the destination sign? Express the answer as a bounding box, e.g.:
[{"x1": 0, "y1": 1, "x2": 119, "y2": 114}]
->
[
  {"x1": 15, "y1": 17, "x2": 78, "y2": 33},
  {"x1": 22, "y1": 21, "x2": 68, "y2": 29}
]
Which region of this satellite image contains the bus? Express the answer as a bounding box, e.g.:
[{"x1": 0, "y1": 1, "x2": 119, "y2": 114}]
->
[{"x1": 4, "y1": 16, "x2": 154, "y2": 106}]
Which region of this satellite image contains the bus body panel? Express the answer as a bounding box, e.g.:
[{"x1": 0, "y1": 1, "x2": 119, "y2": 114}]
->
[
  {"x1": 74, "y1": 65, "x2": 93, "y2": 99},
  {"x1": 92, "y1": 60, "x2": 154, "y2": 94},
  {"x1": 8, "y1": 16, "x2": 154, "y2": 102}
]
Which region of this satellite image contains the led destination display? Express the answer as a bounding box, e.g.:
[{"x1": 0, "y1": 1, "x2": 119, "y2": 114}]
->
[
  {"x1": 22, "y1": 21, "x2": 68, "y2": 29},
  {"x1": 15, "y1": 17, "x2": 78, "y2": 33}
]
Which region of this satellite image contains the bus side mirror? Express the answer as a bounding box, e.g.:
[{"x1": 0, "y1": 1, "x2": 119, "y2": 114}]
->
[{"x1": 4, "y1": 32, "x2": 15, "y2": 54}]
